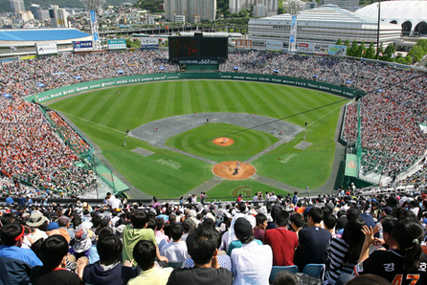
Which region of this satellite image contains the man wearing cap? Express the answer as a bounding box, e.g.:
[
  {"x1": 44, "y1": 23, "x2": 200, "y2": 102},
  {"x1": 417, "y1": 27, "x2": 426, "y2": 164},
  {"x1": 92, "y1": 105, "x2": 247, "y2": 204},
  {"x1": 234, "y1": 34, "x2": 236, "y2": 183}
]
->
[
  {"x1": 26, "y1": 212, "x2": 49, "y2": 242},
  {"x1": 182, "y1": 217, "x2": 195, "y2": 242},
  {"x1": 230, "y1": 217, "x2": 272, "y2": 285},
  {"x1": 58, "y1": 216, "x2": 75, "y2": 240},
  {"x1": 0, "y1": 223, "x2": 43, "y2": 284}
]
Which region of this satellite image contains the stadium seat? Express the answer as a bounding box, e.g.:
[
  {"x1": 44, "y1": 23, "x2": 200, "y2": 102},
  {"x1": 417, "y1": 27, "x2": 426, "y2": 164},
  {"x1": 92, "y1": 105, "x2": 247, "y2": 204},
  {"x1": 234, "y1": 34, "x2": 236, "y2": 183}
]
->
[
  {"x1": 167, "y1": 262, "x2": 183, "y2": 268},
  {"x1": 269, "y1": 265, "x2": 299, "y2": 284},
  {"x1": 302, "y1": 263, "x2": 325, "y2": 278}
]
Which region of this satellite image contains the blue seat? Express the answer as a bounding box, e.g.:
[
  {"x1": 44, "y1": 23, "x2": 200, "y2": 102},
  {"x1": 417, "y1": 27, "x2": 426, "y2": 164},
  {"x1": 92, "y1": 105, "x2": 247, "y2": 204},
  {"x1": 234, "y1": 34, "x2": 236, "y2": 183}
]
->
[
  {"x1": 167, "y1": 262, "x2": 183, "y2": 268},
  {"x1": 269, "y1": 265, "x2": 299, "y2": 284},
  {"x1": 302, "y1": 263, "x2": 325, "y2": 278}
]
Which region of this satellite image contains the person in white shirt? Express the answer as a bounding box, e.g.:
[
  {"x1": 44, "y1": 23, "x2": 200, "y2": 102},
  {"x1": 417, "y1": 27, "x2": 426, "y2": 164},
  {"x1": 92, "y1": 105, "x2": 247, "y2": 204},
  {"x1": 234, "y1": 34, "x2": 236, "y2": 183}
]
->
[
  {"x1": 230, "y1": 218, "x2": 273, "y2": 285},
  {"x1": 160, "y1": 224, "x2": 189, "y2": 262}
]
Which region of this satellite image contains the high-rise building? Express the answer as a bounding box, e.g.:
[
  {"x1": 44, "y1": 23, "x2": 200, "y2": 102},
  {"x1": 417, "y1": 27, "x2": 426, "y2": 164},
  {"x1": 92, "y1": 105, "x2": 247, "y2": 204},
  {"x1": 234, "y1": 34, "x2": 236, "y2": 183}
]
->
[
  {"x1": 254, "y1": 4, "x2": 267, "y2": 17},
  {"x1": 231, "y1": 0, "x2": 277, "y2": 15},
  {"x1": 49, "y1": 5, "x2": 69, "y2": 28},
  {"x1": 10, "y1": 0, "x2": 25, "y2": 14},
  {"x1": 31, "y1": 4, "x2": 42, "y2": 20},
  {"x1": 165, "y1": 0, "x2": 215, "y2": 22}
]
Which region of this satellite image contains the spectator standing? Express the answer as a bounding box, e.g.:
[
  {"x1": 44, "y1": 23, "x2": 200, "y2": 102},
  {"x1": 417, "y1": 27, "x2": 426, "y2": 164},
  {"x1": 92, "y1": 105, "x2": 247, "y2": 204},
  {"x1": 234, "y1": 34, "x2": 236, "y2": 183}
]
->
[{"x1": 122, "y1": 210, "x2": 168, "y2": 268}]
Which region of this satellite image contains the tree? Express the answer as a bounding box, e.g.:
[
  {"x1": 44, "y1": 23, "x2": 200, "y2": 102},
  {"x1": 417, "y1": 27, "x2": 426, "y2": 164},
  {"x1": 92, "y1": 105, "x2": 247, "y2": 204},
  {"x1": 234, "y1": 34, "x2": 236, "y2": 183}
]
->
[
  {"x1": 382, "y1": 44, "x2": 396, "y2": 62},
  {"x1": 348, "y1": 40, "x2": 359, "y2": 57},
  {"x1": 408, "y1": 45, "x2": 425, "y2": 63},
  {"x1": 364, "y1": 42, "x2": 376, "y2": 59},
  {"x1": 356, "y1": 41, "x2": 366, "y2": 58},
  {"x1": 375, "y1": 42, "x2": 384, "y2": 59},
  {"x1": 336, "y1": 39, "x2": 343, "y2": 45},
  {"x1": 344, "y1": 40, "x2": 350, "y2": 55}
]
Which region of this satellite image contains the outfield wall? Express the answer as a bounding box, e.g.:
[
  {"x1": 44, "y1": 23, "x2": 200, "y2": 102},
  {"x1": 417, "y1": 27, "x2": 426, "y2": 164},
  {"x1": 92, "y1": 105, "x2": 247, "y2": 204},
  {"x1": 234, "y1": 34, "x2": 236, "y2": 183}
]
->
[{"x1": 24, "y1": 72, "x2": 363, "y2": 103}]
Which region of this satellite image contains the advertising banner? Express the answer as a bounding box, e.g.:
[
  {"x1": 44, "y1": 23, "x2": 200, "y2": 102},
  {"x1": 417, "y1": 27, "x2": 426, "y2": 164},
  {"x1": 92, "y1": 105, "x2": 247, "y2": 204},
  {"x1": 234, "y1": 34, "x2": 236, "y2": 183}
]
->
[
  {"x1": 297, "y1": 42, "x2": 315, "y2": 53},
  {"x1": 266, "y1": 40, "x2": 283, "y2": 51},
  {"x1": 108, "y1": 39, "x2": 127, "y2": 50},
  {"x1": 290, "y1": 15, "x2": 297, "y2": 43},
  {"x1": 25, "y1": 72, "x2": 360, "y2": 104},
  {"x1": 235, "y1": 39, "x2": 252, "y2": 49},
  {"x1": 178, "y1": 59, "x2": 219, "y2": 65},
  {"x1": 345, "y1": 154, "x2": 358, "y2": 177},
  {"x1": 141, "y1": 38, "x2": 159, "y2": 50},
  {"x1": 90, "y1": 10, "x2": 99, "y2": 42},
  {"x1": 73, "y1": 41, "x2": 93, "y2": 52},
  {"x1": 328, "y1": 45, "x2": 347, "y2": 56},
  {"x1": 35, "y1": 43, "x2": 57, "y2": 55}
]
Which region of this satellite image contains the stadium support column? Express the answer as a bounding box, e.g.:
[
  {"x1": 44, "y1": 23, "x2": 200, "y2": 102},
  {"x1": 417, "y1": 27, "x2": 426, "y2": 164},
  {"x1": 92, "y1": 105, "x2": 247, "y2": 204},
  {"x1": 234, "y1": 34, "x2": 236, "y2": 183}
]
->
[
  {"x1": 284, "y1": 0, "x2": 305, "y2": 53},
  {"x1": 376, "y1": 0, "x2": 381, "y2": 59}
]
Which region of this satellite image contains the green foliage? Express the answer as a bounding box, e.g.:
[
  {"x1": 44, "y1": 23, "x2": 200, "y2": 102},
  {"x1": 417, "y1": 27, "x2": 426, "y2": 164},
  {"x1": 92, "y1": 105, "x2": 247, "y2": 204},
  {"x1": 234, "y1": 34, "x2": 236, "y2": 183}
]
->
[
  {"x1": 408, "y1": 44, "x2": 425, "y2": 63},
  {"x1": 356, "y1": 41, "x2": 366, "y2": 58},
  {"x1": 348, "y1": 40, "x2": 359, "y2": 57},
  {"x1": 364, "y1": 42, "x2": 376, "y2": 59},
  {"x1": 126, "y1": 38, "x2": 141, "y2": 48},
  {"x1": 136, "y1": 0, "x2": 163, "y2": 12},
  {"x1": 278, "y1": 0, "x2": 284, "y2": 14},
  {"x1": 375, "y1": 42, "x2": 384, "y2": 59},
  {"x1": 383, "y1": 44, "x2": 395, "y2": 60},
  {"x1": 336, "y1": 39, "x2": 343, "y2": 45}
]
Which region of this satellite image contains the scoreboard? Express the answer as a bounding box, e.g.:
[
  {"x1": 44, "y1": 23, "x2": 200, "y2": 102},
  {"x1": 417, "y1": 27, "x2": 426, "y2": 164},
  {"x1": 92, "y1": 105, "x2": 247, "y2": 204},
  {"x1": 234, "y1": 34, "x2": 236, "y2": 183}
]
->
[{"x1": 169, "y1": 36, "x2": 228, "y2": 60}]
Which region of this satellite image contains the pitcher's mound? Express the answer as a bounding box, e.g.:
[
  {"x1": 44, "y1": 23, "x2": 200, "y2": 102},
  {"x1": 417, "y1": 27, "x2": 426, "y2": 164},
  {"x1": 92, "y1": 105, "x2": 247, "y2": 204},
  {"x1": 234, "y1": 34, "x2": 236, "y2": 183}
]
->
[
  {"x1": 213, "y1": 137, "x2": 234, "y2": 146},
  {"x1": 213, "y1": 161, "x2": 256, "y2": 180}
]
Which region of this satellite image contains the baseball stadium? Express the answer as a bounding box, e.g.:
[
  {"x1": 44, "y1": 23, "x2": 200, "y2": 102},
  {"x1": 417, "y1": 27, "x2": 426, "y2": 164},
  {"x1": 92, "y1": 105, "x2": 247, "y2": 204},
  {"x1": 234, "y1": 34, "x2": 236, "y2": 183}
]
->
[{"x1": 1, "y1": 31, "x2": 426, "y2": 202}]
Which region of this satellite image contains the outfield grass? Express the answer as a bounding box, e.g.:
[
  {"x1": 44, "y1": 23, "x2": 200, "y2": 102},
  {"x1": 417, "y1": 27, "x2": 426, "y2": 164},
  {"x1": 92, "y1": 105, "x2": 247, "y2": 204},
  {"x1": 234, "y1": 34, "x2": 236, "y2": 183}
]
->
[
  {"x1": 165, "y1": 123, "x2": 279, "y2": 162},
  {"x1": 48, "y1": 80, "x2": 348, "y2": 198}
]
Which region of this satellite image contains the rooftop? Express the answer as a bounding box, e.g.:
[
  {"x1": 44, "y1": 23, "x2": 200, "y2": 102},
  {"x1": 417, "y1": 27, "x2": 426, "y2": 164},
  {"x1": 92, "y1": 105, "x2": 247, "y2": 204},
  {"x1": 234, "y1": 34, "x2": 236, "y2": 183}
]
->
[{"x1": 0, "y1": 28, "x2": 91, "y2": 42}]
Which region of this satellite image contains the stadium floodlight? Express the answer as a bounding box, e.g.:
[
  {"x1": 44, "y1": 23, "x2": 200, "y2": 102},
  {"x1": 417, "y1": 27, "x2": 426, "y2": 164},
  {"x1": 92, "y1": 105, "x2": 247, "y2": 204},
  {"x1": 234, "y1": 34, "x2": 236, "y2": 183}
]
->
[
  {"x1": 81, "y1": 0, "x2": 105, "y2": 50},
  {"x1": 283, "y1": 0, "x2": 305, "y2": 52}
]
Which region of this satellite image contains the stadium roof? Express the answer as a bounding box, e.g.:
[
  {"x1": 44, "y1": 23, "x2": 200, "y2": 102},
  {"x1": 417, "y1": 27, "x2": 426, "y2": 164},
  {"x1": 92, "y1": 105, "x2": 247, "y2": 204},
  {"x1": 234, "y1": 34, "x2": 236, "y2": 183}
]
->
[
  {"x1": 0, "y1": 29, "x2": 91, "y2": 42},
  {"x1": 250, "y1": 4, "x2": 392, "y2": 25},
  {"x1": 356, "y1": 1, "x2": 427, "y2": 30}
]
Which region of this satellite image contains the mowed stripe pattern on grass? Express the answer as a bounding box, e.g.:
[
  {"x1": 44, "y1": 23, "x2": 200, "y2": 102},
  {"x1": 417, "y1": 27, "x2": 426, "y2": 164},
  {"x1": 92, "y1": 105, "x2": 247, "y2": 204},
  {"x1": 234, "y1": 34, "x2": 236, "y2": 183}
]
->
[
  {"x1": 165, "y1": 123, "x2": 279, "y2": 163},
  {"x1": 49, "y1": 81, "x2": 347, "y2": 198}
]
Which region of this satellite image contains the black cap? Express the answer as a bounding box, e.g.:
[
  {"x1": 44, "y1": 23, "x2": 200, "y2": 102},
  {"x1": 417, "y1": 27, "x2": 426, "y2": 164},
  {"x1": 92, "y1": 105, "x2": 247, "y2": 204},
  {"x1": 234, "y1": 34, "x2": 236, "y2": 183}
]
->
[{"x1": 234, "y1": 217, "x2": 253, "y2": 242}]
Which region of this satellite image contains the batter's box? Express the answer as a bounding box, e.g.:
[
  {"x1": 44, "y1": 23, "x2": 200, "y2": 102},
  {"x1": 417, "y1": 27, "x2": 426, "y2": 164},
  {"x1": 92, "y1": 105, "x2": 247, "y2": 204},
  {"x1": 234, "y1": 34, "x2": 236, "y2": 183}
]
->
[
  {"x1": 294, "y1": 141, "x2": 311, "y2": 150},
  {"x1": 132, "y1": 147, "x2": 154, "y2": 157}
]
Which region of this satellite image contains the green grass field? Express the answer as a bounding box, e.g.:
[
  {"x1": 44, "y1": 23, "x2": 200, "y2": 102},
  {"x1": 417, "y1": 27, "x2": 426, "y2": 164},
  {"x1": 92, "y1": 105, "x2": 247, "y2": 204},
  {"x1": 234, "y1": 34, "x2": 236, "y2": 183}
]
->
[
  {"x1": 165, "y1": 123, "x2": 279, "y2": 162},
  {"x1": 48, "y1": 80, "x2": 348, "y2": 198}
]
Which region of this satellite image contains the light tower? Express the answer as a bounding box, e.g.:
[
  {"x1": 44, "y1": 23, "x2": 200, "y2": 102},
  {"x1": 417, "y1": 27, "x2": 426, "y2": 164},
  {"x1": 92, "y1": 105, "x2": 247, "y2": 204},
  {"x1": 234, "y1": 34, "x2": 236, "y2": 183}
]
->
[
  {"x1": 81, "y1": 0, "x2": 106, "y2": 50},
  {"x1": 284, "y1": 0, "x2": 305, "y2": 52}
]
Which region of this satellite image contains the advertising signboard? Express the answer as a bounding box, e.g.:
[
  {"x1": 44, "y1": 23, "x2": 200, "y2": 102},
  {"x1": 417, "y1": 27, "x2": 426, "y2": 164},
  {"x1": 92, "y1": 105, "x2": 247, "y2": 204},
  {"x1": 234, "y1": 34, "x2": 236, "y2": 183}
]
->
[
  {"x1": 328, "y1": 45, "x2": 347, "y2": 56},
  {"x1": 141, "y1": 38, "x2": 159, "y2": 50},
  {"x1": 235, "y1": 39, "x2": 252, "y2": 49},
  {"x1": 36, "y1": 43, "x2": 57, "y2": 55},
  {"x1": 90, "y1": 10, "x2": 99, "y2": 42},
  {"x1": 108, "y1": 39, "x2": 127, "y2": 50},
  {"x1": 266, "y1": 40, "x2": 283, "y2": 51},
  {"x1": 297, "y1": 42, "x2": 315, "y2": 53},
  {"x1": 73, "y1": 41, "x2": 93, "y2": 52}
]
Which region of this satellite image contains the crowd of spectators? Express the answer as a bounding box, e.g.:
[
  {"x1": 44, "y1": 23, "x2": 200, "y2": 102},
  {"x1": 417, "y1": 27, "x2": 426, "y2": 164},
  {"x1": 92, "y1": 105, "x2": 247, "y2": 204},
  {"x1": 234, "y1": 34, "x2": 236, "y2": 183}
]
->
[
  {"x1": 0, "y1": 190, "x2": 427, "y2": 285},
  {"x1": 0, "y1": 96, "x2": 96, "y2": 197},
  {"x1": 0, "y1": 50, "x2": 179, "y2": 98},
  {"x1": 1, "y1": 50, "x2": 427, "y2": 188}
]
